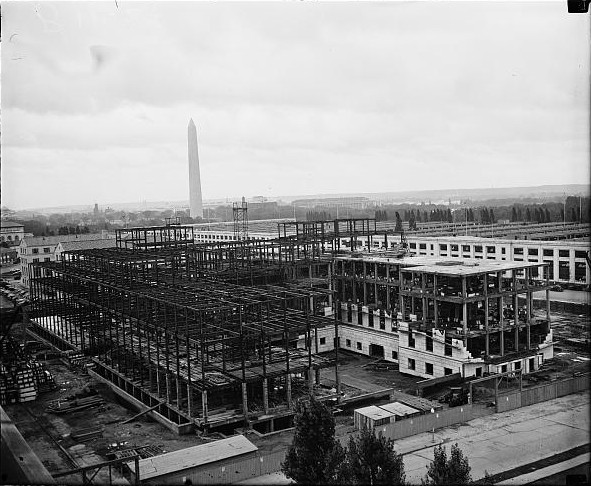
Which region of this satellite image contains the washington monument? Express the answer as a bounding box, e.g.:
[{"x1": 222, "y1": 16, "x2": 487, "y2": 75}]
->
[{"x1": 188, "y1": 118, "x2": 203, "y2": 218}]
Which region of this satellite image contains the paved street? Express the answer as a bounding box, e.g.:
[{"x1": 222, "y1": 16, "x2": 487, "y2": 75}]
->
[
  {"x1": 399, "y1": 391, "x2": 590, "y2": 484},
  {"x1": 238, "y1": 391, "x2": 590, "y2": 485}
]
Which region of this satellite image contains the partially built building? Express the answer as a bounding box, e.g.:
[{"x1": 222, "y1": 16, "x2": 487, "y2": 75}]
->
[{"x1": 26, "y1": 218, "x2": 554, "y2": 434}]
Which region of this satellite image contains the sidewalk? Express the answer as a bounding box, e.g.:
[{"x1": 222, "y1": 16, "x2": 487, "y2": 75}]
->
[
  {"x1": 399, "y1": 391, "x2": 590, "y2": 484},
  {"x1": 237, "y1": 391, "x2": 589, "y2": 485}
]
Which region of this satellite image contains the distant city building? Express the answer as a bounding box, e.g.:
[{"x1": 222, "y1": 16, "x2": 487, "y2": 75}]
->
[
  {"x1": 19, "y1": 233, "x2": 114, "y2": 285},
  {"x1": 188, "y1": 119, "x2": 204, "y2": 219},
  {"x1": 0, "y1": 222, "x2": 25, "y2": 246}
]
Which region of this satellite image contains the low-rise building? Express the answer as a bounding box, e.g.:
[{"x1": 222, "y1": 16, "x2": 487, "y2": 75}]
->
[
  {"x1": 19, "y1": 234, "x2": 114, "y2": 286},
  {"x1": 0, "y1": 222, "x2": 25, "y2": 246}
]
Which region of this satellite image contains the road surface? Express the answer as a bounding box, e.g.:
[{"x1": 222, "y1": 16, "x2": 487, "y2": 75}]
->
[{"x1": 237, "y1": 391, "x2": 590, "y2": 485}]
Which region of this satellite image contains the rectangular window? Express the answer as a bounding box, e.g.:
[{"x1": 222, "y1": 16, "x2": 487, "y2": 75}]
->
[
  {"x1": 528, "y1": 248, "x2": 538, "y2": 256},
  {"x1": 450, "y1": 244, "x2": 459, "y2": 252},
  {"x1": 358, "y1": 309, "x2": 363, "y2": 325},
  {"x1": 391, "y1": 350, "x2": 398, "y2": 360},
  {"x1": 544, "y1": 261, "x2": 554, "y2": 280},
  {"x1": 410, "y1": 243, "x2": 417, "y2": 249},
  {"x1": 501, "y1": 364, "x2": 507, "y2": 373},
  {"x1": 514, "y1": 248, "x2": 523, "y2": 255},
  {"x1": 462, "y1": 245, "x2": 470, "y2": 252},
  {"x1": 32, "y1": 258, "x2": 39, "y2": 263},
  {"x1": 346, "y1": 339, "x2": 351, "y2": 347},
  {"x1": 559, "y1": 249, "x2": 569, "y2": 258},
  {"x1": 426, "y1": 332, "x2": 433, "y2": 352},
  {"x1": 425, "y1": 363, "x2": 433, "y2": 375},
  {"x1": 439, "y1": 244, "x2": 447, "y2": 251},
  {"x1": 347, "y1": 305, "x2": 352, "y2": 323},
  {"x1": 474, "y1": 245, "x2": 483, "y2": 253},
  {"x1": 408, "y1": 331, "x2": 415, "y2": 348},
  {"x1": 44, "y1": 257, "x2": 50, "y2": 262},
  {"x1": 320, "y1": 337, "x2": 326, "y2": 345},
  {"x1": 32, "y1": 248, "x2": 39, "y2": 254},
  {"x1": 356, "y1": 342, "x2": 362, "y2": 351},
  {"x1": 368, "y1": 312, "x2": 374, "y2": 328},
  {"x1": 445, "y1": 367, "x2": 454, "y2": 376},
  {"x1": 575, "y1": 262, "x2": 586, "y2": 282},
  {"x1": 486, "y1": 246, "x2": 496, "y2": 253},
  {"x1": 514, "y1": 361, "x2": 521, "y2": 370},
  {"x1": 558, "y1": 261, "x2": 569, "y2": 280},
  {"x1": 419, "y1": 243, "x2": 427, "y2": 250},
  {"x1": 543, "y1": 249, "x2": 554, "y2": 257},
  {"x1": 475, "y1": 367, "x2": 482, "y2": 377},
  {"x1": 501, "y1": 248, "x2": 506, "y2": 254},
  {"x1": 575, "y1": 251, "x2": 587, "y2": 259},
  {"x1": 444, "y1": 336, "x2": 452, "y2": 357},
  {"x1": 379, "y1": 312, "x2": 385, "y2": 330},
  {"x1": 408, "y1": 358, "x2": 415, "y2": 370},
  {"x1": 43, "y1": 247, "x2": 50, "y2": 253}
]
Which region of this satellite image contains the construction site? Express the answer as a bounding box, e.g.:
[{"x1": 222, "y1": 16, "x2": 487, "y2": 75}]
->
[{"x1": 2, "y1": 212, "x2": 589, "y2": 484}]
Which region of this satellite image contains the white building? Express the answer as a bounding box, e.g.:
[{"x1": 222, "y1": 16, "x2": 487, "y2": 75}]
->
[
  {"x1": 0, "y1": 222, "x2": 25, "y2": 246},
  {"x1": 19, "y1": 234, "x2": 114, "y2": 285}
]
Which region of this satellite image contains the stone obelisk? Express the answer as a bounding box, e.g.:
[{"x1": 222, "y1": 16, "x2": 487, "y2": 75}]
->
[{"x1": 188, "y1": 118, "x2": 203, "y2": 218}]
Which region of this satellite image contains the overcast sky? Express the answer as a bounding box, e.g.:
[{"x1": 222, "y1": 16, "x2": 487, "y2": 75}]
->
[{"x1": 2, "y1": 1, "x2": 589, "y2": 210}]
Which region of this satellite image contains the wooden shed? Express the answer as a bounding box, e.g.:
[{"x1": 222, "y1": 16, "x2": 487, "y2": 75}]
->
[
  {"x1": 378, "y1": 401, "x2": 421, "y2": 421},
  {"x1": 132, "y1": 435, "x2": 258, "y2": 484},
  {"x1": 354, "y1": 405, "x2": 396, "y2": 430}
]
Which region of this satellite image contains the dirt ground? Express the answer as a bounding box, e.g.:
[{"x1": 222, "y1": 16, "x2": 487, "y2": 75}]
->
[{"x1": 4, "y1": 360, "x2": 208, "y2": 483}]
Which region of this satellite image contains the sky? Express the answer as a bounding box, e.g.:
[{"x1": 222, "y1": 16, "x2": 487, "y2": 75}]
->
[{"x1": 1, "y1": 0, "x2": 589, "y2": 210}]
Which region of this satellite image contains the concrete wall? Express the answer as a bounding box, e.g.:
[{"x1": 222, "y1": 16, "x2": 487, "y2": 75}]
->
[{"x1": 1, "y1": 407, "x2": 55, "y2": 485}]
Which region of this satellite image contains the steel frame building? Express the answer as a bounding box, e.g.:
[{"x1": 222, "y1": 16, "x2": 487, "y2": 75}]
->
[
  {"x1": 27, "y1": 221, "x2": 375, "y2": 433},
  {"x1": 333, "y1": 255, "x2": 554, "y2": 379}
]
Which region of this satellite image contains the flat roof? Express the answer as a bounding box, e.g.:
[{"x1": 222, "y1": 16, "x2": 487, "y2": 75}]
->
[
  {"x1": 354, "y1": 405, "x2": 396, "y2": 421},
  {"x1": 136, "y1": 435, "x2": 258, "y2": 480},
  {"x1": 379, "y1": 401, "x2": 420, "y2": 417},
  {"x1": 336, "y1": 254, "x2": 546, "y2": 275}
]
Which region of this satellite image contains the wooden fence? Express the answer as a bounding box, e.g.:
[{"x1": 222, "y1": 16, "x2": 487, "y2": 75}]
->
[
  {"x1": 147, "y1": 449, "x2": 287, "y2": 485},
  {"x1": 496, "y1": 373, "x2": 589, "y2": 413}
]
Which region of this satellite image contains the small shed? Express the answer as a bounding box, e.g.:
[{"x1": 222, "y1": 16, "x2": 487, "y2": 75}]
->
[
  {"x1": 354, "y1": 405, "x2": 396, "y2": 430},
  {"x1": 378, "y1": 401, "x2": 421, "y2": 421},
  {"x1": 132, "y1": 435, "x2": 258, "y2": 484}
]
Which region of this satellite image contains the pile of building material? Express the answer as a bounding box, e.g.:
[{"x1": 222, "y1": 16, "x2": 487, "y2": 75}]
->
[
  {"x1": 0, "y1": 305, "x2": 57, "y2": 405},
  {"x1": 46, "y1": 394, "x2": 105, "y2": 414}
]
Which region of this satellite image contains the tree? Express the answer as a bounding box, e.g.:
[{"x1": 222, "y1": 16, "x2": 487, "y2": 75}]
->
[
  {"x1": 409, "y1": 211, "x2": 417, "y2": 231},
  {"x1": 511, "y1": 207, "x2": 517, "y2": 222},
  {"x1": 282, "y1": 396, "x2": 342, "y2": 484},
  {"x1": 395, "y1": 212, "x2": 403, "y2": 232},
  {"x1": 489, "y1": 208, "x2": 495, "y2": 224},
  {"x1": 337, "y1": 427, "x2": 406, "y2": 485},
  {"x1": 423, "y1": 443, "x2": 471, "y2": 485}
]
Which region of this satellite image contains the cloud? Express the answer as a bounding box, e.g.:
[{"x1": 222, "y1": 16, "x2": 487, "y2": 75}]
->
[{"x1": 1, "y1": 1, "x2": 589, "y2": 209}]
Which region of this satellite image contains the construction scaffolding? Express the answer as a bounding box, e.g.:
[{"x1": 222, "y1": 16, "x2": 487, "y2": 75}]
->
[{"x1": 27, "y1": 223, "x2": 371, "y2": 432}]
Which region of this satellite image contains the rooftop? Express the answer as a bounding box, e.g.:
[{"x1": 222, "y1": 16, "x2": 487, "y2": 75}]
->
[
  {"x1": 136, "y1": 435, "x2": 258, "y2": 480},
  {"x1": 20, "y1": 233, "x2": 107, "y2": 247},
  {"x1": 336, "y1": 254, "x2": 547, "y2": 276},
  {"x1": 0, "y1": 221, "x2": 24, "y2": 229},
  {"x1": 58, "y1": 239, "x2": 117, "y2": 252}
]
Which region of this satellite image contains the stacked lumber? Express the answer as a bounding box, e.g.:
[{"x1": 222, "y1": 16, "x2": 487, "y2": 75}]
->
[
  {"x1": 0, "y1": 363, "x2": 38, "y2": 405},
  {"x1": 46, "y1": 394, "x2": 105, "y2": 414}
]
